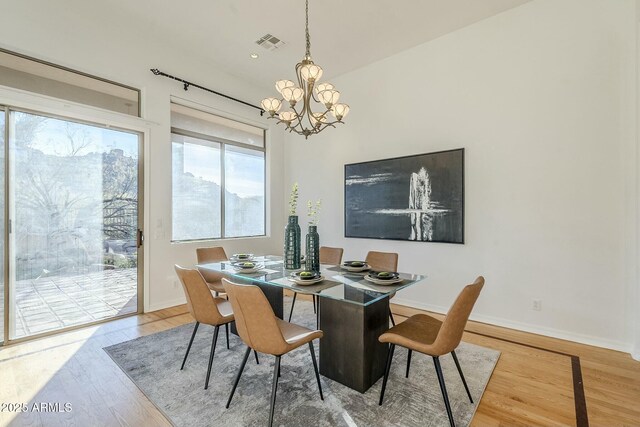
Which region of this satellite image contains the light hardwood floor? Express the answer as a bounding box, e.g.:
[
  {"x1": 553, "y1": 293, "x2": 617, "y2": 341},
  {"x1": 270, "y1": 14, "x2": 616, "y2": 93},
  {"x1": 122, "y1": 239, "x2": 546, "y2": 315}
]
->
[{"x1": 1, "y1": 299, "x2": 639, "y2": 427}]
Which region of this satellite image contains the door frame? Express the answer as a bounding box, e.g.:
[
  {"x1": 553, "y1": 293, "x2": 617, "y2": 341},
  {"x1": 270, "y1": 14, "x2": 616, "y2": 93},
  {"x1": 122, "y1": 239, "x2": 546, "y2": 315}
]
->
[{"x1": 0, "y1": 86, "x2": 151, "y2": 346}]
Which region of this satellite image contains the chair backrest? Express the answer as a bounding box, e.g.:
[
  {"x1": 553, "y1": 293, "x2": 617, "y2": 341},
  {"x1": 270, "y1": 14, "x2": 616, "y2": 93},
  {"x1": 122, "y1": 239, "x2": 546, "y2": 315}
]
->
[
  {"x1": 196, "y1": 246, "x2": 228, "y2": 284},
  {"x1": 432, "y1": 276, "x2": 485, "y2": 355},
  {"x1": 174, "y1": 265, "x2": 226, "y2": 325},
  {"x1": 320, "y1": 246, "x2": 344, "y2": 265},
  {"x1": 222, "y1": 279, "x2": 288, "y2": 355},
  {"x1": 366, "y1": 251, "x2": 398, "y2": 272}
]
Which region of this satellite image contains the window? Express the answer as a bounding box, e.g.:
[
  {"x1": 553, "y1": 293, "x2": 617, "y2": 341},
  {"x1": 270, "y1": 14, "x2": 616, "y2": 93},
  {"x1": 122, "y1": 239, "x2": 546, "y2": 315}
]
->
[{"x1": 171, "y1": 103, "x2": 265, "y2": 241}]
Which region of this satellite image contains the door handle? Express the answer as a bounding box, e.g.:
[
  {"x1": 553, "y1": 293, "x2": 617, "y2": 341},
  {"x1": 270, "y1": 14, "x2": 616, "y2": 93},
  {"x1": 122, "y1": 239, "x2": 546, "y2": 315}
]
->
[{"x1": 137, "y1": 229, "x2": 144, "y2": 248}]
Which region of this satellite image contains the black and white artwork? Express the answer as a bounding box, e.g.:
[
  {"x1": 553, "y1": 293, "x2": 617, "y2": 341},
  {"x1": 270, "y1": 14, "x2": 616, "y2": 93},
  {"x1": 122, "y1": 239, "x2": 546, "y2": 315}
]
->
[{"x1": 344, "y1": 148, "x2": 464, "y2": 243}]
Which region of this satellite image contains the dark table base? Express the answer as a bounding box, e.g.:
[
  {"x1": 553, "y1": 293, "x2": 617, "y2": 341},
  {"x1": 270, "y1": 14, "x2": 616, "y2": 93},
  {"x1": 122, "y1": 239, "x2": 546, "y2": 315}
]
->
[
  {"x1": 318, "y1": 295, "x2": 389, "y2": 393},
  {"x1": 230, "y1": 277, "x2": 388, "y2": 393}
]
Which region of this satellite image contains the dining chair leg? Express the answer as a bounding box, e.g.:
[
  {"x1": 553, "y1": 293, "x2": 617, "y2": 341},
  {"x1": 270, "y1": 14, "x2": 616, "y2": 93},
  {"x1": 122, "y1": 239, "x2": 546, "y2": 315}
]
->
[
  {"x1": 288, "y1": 292, "x2": 297, "y2": 322},
  {"x1": 379, "y1": 344, "x2": 395, "y2": 405},
  {"x1": 254, "y1": 350, "x2": 260, "y2": 365},
  {"x1": 406, "y1": 349, "x2": 412, "y2": 378},
  {"x1": 225, "y1": 323, "x2": 230, "y2": 349},
  {"x1": 451, "y1": 350, "x2": 473, "y2": 403},
  {"x1": 433, "y1": 356, "x2": 456, "y2": 427},
  {"x1": 268, "y1": 355, "x2": 281, "y2": 427},
  {"x1": 180, "y1": 321, "x2": 200, "y2": 370},
  {"x1": 308, "y1": 342, "x2": 324, "y2": 400},
  {"x1": 389, "y1": 309, "x2": 396, "y2": 326},
  {"x1": 226, "y1": 346, "x2": 252, "y2": 408},
  {"x1": 313, "y1": 295, "x2": 317, "y2": 314},
  {"x1": 204, "y1": 325, "x2": 220, "y2": 390}
]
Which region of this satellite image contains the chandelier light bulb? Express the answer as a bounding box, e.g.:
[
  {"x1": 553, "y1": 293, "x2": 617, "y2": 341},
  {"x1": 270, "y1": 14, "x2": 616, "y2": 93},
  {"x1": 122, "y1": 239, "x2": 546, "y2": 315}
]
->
[
  {"x1": 331, "y1": 104, "x2": 350, "y2": 121},
  {"x1": 279, "y1": 111, "x2": 297, "y2": 124},
  {"x1": 300, "y1": 63, "x2": 323, "y2": 83},
  {"x1": 310, "y1": 112, "x2": 327, "y2": 128},
  {"x1": 318, "y1": 89, "x2": 340, "y2": 109},
  {"x1": 260, "y1": 98, "x2": 282, "y2": 116},
  {"x1": 275, "y1": 79, "x2": 295, "y2": 94},
  {"x1": 314, "y1": 82, "x2": 335, "y2": 95},
  {"x1": 281, "y1": 86, "x2": 304, "y2": 106}
]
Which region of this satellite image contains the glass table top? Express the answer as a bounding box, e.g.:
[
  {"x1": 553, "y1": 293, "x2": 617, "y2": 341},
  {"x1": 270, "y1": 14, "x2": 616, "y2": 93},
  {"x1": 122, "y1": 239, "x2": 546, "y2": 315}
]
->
[{"x1": 197, "y1": 255, "x2": 426, "y2": 307}]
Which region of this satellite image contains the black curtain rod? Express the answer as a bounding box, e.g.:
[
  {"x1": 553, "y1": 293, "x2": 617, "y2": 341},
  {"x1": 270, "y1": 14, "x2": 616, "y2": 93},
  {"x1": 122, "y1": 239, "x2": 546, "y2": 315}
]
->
[{"x1": 150, "y1": 68, "x2": 264, "y2": 116}]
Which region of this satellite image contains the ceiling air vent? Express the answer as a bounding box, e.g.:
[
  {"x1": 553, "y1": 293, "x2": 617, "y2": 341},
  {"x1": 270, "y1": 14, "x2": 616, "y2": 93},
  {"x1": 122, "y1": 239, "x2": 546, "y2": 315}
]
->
[{"x1": 255, "y1": 34, "x2": 286, "y2": 51}]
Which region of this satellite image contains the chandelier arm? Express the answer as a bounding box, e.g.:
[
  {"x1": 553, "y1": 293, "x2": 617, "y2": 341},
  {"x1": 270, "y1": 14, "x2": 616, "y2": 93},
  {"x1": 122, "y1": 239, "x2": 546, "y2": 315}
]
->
[
  {"x1": 289, "y1": 104, "x2": 306, "y2": 129},
  {"x1": 295, "y1": 62, "x2": 305, "y2": 89},
  {"x1": 305, "y1": 90, "x2": 316, "y2": 130},
  {"x1": 317, "y1": 121, "x2": 339, "y2": 132}
]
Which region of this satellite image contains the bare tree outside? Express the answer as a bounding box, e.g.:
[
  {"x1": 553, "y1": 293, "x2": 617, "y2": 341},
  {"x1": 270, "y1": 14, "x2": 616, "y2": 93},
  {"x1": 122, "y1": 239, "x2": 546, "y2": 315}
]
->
[
  {"x1": 13, "y1": 112, "x2": 139, "y2": 280},
  {"x1": 9, "y1": 111, "x2": 140, "y2": 338}
]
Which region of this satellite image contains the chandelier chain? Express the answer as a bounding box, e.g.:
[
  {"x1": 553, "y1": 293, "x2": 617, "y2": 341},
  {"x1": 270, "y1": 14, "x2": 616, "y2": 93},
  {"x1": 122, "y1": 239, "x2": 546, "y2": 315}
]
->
[{"x1": 305, "y1": 0, "x2": 311, "y2": 58}]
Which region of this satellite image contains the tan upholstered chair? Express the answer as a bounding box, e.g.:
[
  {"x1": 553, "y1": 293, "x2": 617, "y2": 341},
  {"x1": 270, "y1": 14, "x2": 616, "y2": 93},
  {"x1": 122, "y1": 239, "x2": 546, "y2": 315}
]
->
[
  {"x1": 288, "y1": 246, "x2": 343, "y2": 322},
  {"x1": 365, "y1": 251, "x2": 398, "y2": 272},
  {"x1": 319, "y1": 246, "x2": 344, "y2": 265},
  {"x1": 378, "y1": 276, "x2": 485, "y2": 427},
  {"x1": 196, "y1": 246, "x2": 228, "y2": 296},
  {"x1": 175, "y1": 265, "x2": 236, "y2": 390},
  {"x1": 223, "y1": 279, "x2": 324, "y2": 427},
  {"x1": 365, "y1": 251, "x2": 399, "y2": 325}
]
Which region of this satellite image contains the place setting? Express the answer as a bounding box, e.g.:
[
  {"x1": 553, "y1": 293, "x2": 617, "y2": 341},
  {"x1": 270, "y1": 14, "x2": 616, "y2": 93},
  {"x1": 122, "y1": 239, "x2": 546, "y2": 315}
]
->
[
  {"x1": 340, "y1": 260, "x2": 371, "y2": 273},
  {"x1": 288, "y1": 269, "x2": 324, "y2": 285},
  {"x1": 228, "y1": 254, "x2": 278, "y2": 275},
  {"x1": 364, "y1": 271, "x2": 404, "y2": 285},
  {"x1": 229, "y1": 253, "x2": 255, "y2": 262}
]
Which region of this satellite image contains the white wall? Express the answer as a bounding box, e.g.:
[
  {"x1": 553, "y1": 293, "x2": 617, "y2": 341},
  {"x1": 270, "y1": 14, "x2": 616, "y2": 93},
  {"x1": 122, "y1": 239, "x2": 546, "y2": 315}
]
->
[
  {"x1": 0, "y1": 0, "x2": 285, "y2": 312},
  {"x1": 285, "y1": 0, "x2": 638, "y2": 352}
]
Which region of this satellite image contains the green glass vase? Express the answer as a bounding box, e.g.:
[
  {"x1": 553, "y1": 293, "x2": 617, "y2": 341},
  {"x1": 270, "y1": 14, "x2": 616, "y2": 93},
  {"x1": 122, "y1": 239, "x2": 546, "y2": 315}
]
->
[
  {"x1": 284, "y1": 215, "x2": 301, "y2": 269},
  {"x1": 306, "y1": 225, "x2": 320, "y2": 272}
]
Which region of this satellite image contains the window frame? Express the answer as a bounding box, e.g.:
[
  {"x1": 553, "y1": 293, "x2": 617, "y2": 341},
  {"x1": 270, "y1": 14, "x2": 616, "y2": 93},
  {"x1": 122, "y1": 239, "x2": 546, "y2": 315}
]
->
[
  {"x1": 170, "y1": 121, "x2": 267, "y2": 242},
  {"x1": 0, "y1": 48, "x2": 141, "y2": 117}
]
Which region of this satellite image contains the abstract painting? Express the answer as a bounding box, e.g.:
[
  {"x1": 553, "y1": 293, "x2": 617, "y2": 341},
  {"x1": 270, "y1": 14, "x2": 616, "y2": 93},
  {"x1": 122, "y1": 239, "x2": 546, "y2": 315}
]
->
[{"x1": 345, "y1": 148, "x2": 464, "y2": 243}]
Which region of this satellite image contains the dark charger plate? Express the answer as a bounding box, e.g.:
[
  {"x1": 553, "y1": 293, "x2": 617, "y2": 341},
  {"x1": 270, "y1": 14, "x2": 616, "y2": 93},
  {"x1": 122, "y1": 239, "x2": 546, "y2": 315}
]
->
[
  {"x1": 343, "y1": 260, "x2": 367, "y2": 267},
  {"x1": 291, "y1": 271, "x2": 321, "y2": 280},
  {"x1": 368, "y1": 271, "x2": 400, "y2": 280}
]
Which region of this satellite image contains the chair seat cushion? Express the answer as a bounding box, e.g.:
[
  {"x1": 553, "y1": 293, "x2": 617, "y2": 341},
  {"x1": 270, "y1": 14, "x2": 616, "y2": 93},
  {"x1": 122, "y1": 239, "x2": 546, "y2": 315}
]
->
[
  {"x1": 379, "y1": 313, "x2": 444, "y2": 356},
  {"x1": 214, "y1": 298, "x2": 234, "y2": 322},
  {"x1": 275, "y1": 318, "x2": 323, "y2": 354}
]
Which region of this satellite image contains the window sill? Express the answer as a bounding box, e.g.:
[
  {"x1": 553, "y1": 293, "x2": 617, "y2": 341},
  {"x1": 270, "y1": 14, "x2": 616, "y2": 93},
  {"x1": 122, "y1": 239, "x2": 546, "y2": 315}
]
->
[{"x1": 170, "y1": 234, "x2": 270, "y2": 245}]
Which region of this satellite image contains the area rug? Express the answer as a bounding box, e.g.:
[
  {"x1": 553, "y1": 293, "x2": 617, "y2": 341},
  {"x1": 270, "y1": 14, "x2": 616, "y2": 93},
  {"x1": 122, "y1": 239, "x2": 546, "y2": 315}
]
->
[{"x1": 104, "y1": 297, "x2": 500, "y2": 427}]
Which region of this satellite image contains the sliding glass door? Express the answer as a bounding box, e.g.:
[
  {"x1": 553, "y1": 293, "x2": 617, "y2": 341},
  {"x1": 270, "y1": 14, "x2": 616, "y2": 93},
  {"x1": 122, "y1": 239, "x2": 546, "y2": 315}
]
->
[
  {"x1": 4, "y1": 109, "x2": 142, "y2": 341},
  {"x1": 0, "y1": 107, "x2": 5, "y2": 343}
]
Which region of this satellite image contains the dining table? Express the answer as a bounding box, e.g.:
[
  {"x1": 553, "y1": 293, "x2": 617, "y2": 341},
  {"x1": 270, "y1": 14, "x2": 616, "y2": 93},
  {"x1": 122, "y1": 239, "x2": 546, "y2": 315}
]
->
[{"x1": 197, "y1": 255, "x2": 426, "y2": 393}]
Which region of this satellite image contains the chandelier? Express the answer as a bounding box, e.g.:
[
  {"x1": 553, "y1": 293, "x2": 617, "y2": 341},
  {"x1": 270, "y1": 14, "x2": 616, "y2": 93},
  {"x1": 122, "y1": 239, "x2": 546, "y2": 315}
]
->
[{"x1": 260, "y1": 0, "x2": 349, "y2": 139}]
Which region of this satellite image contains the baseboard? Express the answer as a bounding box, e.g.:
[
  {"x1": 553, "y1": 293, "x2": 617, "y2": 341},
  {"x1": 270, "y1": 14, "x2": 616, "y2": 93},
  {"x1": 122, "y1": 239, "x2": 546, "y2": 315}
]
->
[
  {"x1": 147, "y1": 297, "x2": 186, "y2": 313},
  {"x1": 392, "y1": 297, "x2": 632, "y2": 354}
]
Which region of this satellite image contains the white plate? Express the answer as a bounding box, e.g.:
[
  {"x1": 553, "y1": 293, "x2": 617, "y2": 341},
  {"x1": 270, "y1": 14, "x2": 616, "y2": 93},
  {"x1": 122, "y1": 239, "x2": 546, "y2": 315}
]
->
[
  {"x1": 364, "y1": 275, "x2": 403, "y2": 286},
  {"x1": 287, "y1": 276, "x2": 325, "y2": 286},
  {"x1": 341, "y1": 264, "x2": 370, "y2": 272},
  {"x1": 232, "y1": 263, "x2": 264, "y2": 274},
  {"x1": 230, "y1": 254, "x2": 254, "y2": 262}
]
